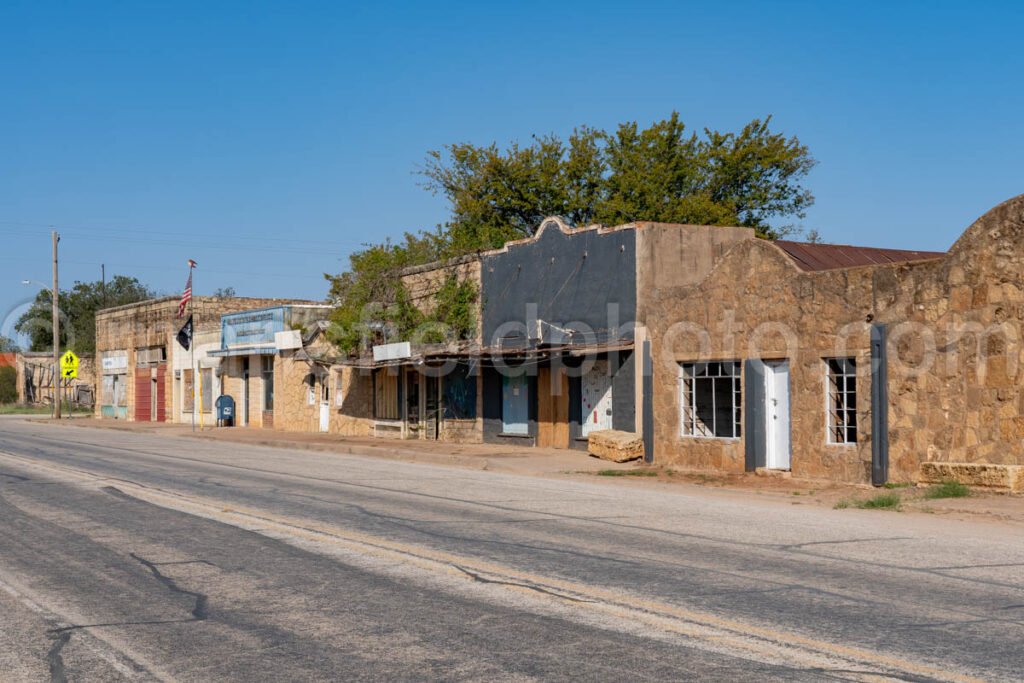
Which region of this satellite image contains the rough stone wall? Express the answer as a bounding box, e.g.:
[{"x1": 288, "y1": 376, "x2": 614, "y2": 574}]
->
[
  {"x1": 330, "y1": 366, "x2": 374, "y2": 437},
  {"x1": 635, "y1": 223, "x2": 755, "y2": 297},
  {"x1": 274, "y1": 351, "x2": 320, "y2": 432},
  {"x1": 880, "y1": 195, "x2": 1024, "y2": 478},
  {"x1": 400, "y1": 258, "x2": 483, "y2": 342},
  {"x1": 645, "y1": 238, "x2": 878, "y2": 482},
  {"x1": 644, "y1": 194, "x2": 1024, "y2": 484}
]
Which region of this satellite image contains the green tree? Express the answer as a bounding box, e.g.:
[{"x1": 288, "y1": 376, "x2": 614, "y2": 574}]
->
[
  {"x1": 0, "y1": 336, "x2": 19, "y2": 353},
  {"x1": 328, "y1": 112, "x2": 813, "y2": 355},
  {"x1": 0, "y1": 366, "x2": 15, "y2": 404},
  {"x1": 325, "y1": 233, "x2": 442, "y2": 353},
  {"x1": 422, "y1": 112, "x2": 814, "y2": 241},
  {"x1": 422, "y1": 128, "x2": 606, "y2": 252},
  {"x1": 15, "y1": 276, "x2": 155, "y2": 354}
]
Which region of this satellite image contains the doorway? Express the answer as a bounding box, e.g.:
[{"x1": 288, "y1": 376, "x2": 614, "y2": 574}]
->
[
  {"x1": 423, "y1": 375, "x2": 439, "y2": 440},
  {"x1": 405, "y1": 371, "x2": 420, "y2": 435},
  {"x1": 319, "y1": 375, "x2": 330, "y2": 433},
  {"x1": 537, "y1": 366, "x2": 569, "y2": 448},
  {"x1": 150, "y1": 378, "x2": 158, "y2": 421},
  {"x1": 241, "y1": 358, "x2": 250, "y2": 427},
  {"x1": 763, "y1": 361, "x2": 791, "y2": 469}
]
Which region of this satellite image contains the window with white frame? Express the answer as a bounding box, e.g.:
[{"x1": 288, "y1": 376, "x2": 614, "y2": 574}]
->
[
  {"x1": 306, "y1": 377, "x2": 317, "y2": 406},
  {"x1": 334, "y1": 370, "x2": 344, "y2": 407},
  {"x1": 680, "y1": 361, "x2": 741, "y2": 438},
  {"x1": 826, "y1": 358, "x2": 857, "y2": 444}
]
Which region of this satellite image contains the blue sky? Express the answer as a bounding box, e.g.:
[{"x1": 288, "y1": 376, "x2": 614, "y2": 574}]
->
[{"x1": 2, "y1": 1, "x2": 1022, "y2": 343}]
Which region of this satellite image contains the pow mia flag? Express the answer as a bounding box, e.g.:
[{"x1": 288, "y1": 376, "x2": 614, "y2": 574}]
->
[{"x1": 176, "y1": 314, "x2": 194, "y2": 351}]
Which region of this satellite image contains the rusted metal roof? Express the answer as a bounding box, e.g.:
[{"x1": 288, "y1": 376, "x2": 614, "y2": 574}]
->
[{"x1": 774, "y1": 240, "x2": 946, "y2": 272}]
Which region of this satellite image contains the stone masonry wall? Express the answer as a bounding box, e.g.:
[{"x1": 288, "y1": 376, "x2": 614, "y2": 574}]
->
[
  {"x1": 401, "y1": 258, "x2": 483, "y2": 342},
  {"x1": 643, "y1": 194, "x2": 1024, "y2": 484},
  {"x1": 95, "y1": 296, "x2": 314, "y2": 421}
]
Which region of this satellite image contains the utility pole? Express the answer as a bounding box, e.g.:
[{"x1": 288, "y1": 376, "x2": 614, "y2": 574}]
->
[
  {"x1": 52, "y1": 230, "x2": 61, "y2": 419},
  {"x1": 101, "y1": 263, "x2": 106, "y2": 308}
]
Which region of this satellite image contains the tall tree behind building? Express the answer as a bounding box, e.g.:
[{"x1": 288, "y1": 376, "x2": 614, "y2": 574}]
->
[
  {"x1": 16, "y1": 276, "x2": 156, "y2": 354},
  {"x1": 327, "y1": 112, "x2": 815, "y2": 354},
  {"x1": 422, "y1": 112, "x2": 815, "y2": 246}
]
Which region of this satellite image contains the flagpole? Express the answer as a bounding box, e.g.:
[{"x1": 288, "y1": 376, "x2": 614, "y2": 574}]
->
[{"x1": 190, "y1": 263, "x2": 196, "y2": 433}]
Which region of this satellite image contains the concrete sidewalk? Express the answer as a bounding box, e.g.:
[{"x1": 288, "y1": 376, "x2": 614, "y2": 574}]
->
[{"x1": 50, "y1": 417, "x2": 634, "y2": 477}]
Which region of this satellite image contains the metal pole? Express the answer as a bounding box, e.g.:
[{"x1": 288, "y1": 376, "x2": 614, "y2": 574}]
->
[
  {"x1": 190, "y1": 272, "x2": 195, "y2": 433},
  {"x1": 52, "y1": 231, "x2": 61, "y2": 419},
  {"x1": 101, "y1": 264, "x2": 106, "y2": 308}
]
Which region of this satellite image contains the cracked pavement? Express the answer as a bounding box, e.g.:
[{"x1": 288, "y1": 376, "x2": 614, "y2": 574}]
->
[{"x1": 0, "y1": 418, "x2": 1021, "y2": 681}]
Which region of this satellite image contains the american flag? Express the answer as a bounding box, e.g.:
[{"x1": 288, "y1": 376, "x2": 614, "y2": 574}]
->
[{"x1": 177, "y1": 260, "x2": 197, "y2": 318}]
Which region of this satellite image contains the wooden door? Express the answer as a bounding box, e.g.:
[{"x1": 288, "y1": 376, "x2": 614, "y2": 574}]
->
[
  {"x1": 134, "y1": 368, "x2": 151, "y2": 422},
  {"x1": 537, "y1": 367, "x2": 569, "y2": 448},
  {"x1": 155, "y1": 365, "x2": 167, "y2": 422}
]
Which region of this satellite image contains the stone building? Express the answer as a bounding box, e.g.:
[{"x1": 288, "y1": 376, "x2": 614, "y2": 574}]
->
[
  {"x1": 90, "y1": 194, "x2": 1024, "y2": 487},
  {"x1": 95, "y1": 296, "x2": 307, "y2": 422},
  {"x1": 644, "y1": 194, "x2": 1024, "y2": 485},
  {"x1": 351, "y1": 217, "x2": 760, "y2": 450},
  {"x1": 16, "y1": 351, "x2": 96, "y2": 408},
  {"x1": 211, "y1": 304, "x2": 357, "y2": 432}
]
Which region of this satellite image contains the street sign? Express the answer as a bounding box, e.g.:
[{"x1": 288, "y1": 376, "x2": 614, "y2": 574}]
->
[{"x1": 60, "y1": 351, "x2": 79, "y2": 379}]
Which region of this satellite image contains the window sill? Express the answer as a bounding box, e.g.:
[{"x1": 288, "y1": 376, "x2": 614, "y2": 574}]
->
[{"x1": 497, "y1": 432, "x2": 532, "y2": 439}]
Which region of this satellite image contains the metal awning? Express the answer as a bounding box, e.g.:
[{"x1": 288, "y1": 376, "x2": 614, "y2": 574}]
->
[
  {"x1": 335, "y1": 339, "x2": 635, "y2": 369},
  {"x1": 208, "y1": 346, "x2": 277, "y2": 358}
]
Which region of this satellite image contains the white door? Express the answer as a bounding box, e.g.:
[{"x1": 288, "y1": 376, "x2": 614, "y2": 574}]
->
[
  {"x1": 319, "y1": 402, "x2": 330, "y2": 432},
  {"x1": 764, "y1": 361, "x2": 791, "y2": 469},
  {"x1": 581, "y1": 360, "x2": 614, "y2": 437}
]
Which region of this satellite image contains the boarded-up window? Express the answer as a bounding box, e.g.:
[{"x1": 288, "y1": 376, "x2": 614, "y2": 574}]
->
[
  {"x1": 501, "y1": 373, "x2": 529, "y2": 435},
  {"x1": 334, "y1": 371, "x2": 344, "y2": 407},
  {"x1": 200, "y1": 368, "x2": 213, "y2": 413},
  {"x1": 374, "y1": 370, "x2": 399, "y2": 420},
  {"x1": 581, "y1": 359, "x2": 613, "y2": 437},
  {"x1": 443, "y1": 364, "x2": 477, "y2": 420},
  {"x1": 101, "y1": 374, "x2": 126, "y2": 407},
  {"x1": 182, "y1": 369, "x2": 195, "y2": 413}
]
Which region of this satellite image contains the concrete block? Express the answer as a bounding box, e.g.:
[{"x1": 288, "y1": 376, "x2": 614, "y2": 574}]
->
[
  {"x1": 919, "y1": 462, "x2": 1024, "y2": 493},
  {"x1": 588, "y1": 430, "x2": 643, "y2": 463}
]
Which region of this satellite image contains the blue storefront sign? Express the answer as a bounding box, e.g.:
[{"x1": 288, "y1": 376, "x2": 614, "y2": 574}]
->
[{"x1": 221, "y1": 307, "x2": 286, "y2": 348}]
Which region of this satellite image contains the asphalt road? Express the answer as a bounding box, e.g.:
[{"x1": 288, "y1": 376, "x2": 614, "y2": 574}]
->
[{"x1": 0, "y1": 418, "x2": 1021, "y2": 682}]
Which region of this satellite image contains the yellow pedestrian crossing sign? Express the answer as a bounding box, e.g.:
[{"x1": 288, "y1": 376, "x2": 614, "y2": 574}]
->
[{"x1": 60, "y1": 351, "x2": 79, "y2": 379}]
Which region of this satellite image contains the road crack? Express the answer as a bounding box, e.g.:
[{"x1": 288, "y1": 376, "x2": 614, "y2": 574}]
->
[
  {"x1": 46, "y1": 631, "x2": 71, "y2": 683},
  {"x1": 130, "y1": 553, "x2": 209, "y2": 620},
  {"x1": 451, "y1": 564, "x2": 595, "y2": 603}
]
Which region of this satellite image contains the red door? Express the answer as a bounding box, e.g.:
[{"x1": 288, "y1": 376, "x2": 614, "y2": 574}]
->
[
  {"x1": 155, "y1": 365, "x2": 167, "y2": 422},
  {"x1": 135, "y1": 368, "x2": 151, "y2": 422}
]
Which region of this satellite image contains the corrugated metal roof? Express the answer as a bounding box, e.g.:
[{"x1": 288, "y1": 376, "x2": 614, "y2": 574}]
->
[{"x1": 774, "y1": 240, "x2": 946, "y2": 272}]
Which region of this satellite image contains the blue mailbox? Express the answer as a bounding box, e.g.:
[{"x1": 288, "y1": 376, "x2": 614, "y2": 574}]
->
[{"x1": 215, "y1": 395, "x2": 235, "y2": 427}]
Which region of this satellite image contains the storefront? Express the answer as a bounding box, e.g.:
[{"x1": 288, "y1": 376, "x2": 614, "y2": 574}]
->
[{"x1": 99, "y1": 350, "x2": 129, "y2": 418}]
